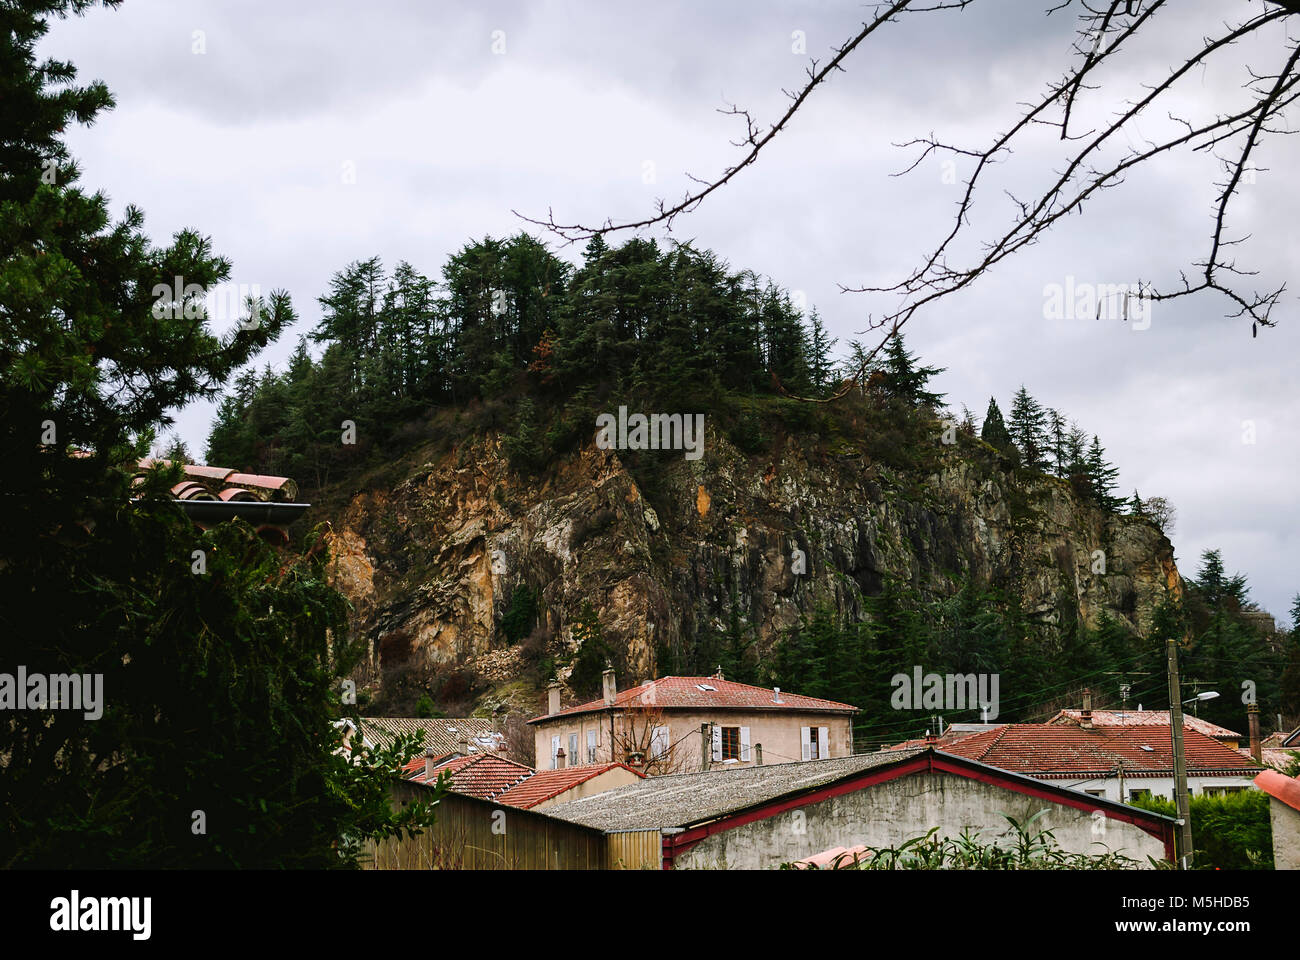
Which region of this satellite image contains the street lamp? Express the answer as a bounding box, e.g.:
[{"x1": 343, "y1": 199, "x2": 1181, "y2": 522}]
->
[{"x1": 1183, "y1": 691, "x2": 1219, "y2": 717}]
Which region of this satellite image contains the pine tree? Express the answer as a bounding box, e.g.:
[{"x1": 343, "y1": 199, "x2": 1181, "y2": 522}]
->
[
  {"x1": 879, "y1": 331, "x2": 946, "y2": 407},
  {"x1": 1, "y1": 0, "x2": 431, "y2": 867},
  {"x1": 1008, "y1": 386, "x2": 1049, "y2": 470},
  {"x1": 1085, "y1": 435, "x2": 1121, "y2": 509},
  {"x1": 1281, "y1": 594, "x2": 1300, "y2": 722},
  {"x1": 1047, "y1": 408, "x2": 1068, "y2": 476},
  {"x1": 980, "y1": 397, "x2": 1014, "y2": 454},
  {"x1": 806, "y1": 308, "x2": 837, "y2": 395}
]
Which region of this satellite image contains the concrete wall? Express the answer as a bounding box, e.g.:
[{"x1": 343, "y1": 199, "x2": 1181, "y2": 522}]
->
[
  {"x1": 672, "y1": 770, "x2": 1168, "y2": 869},
  {"x1": 532, "y1": 709, "x2": 853, "y2": 773},
  {"x1": 1269, "y1": 797, "x2": 1300, "y2": 870}
]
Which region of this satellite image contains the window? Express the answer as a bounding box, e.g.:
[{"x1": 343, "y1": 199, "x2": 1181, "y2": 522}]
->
[
  {"x1": 651, "y1": 725, "x2": 669, "y2": 759},
  {"x1": 721, "y1": 726, "x2": 740, "y2": 761},
  {"x1": 801, "y1": 726, "x2": 830, "y2": 761},
  {"x1": 710, "y1": 725, "x2": 750, "y2": 763},
  {"x1": 587, "y1": 729, "x2": 598, "y2": 764},
  {"x1": 550, "y1": 735, "x2": 560, "y2": 770},
  {"x1": 1203, "y1": 785, "x2": 1248, "y2": 797},
  {"x1": 1084, "y1": 789, "x2": 1106, "y2": 798},
  {"x1": 1129, "y1": 788, "x2": 1152, "y2": 802},
  {"x1": 569, "y1": 733, "x2": 579, "y2": 768}
]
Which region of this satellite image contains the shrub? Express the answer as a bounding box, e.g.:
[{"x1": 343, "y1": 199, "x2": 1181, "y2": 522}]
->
[{"x1": 1130, "y1": 791, "x2": 1273, "y2": 869}]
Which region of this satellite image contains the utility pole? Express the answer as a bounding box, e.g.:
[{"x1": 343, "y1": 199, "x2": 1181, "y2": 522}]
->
[{"x1": 1166, "y1": 636, "x2": 1193, "y2": 869}]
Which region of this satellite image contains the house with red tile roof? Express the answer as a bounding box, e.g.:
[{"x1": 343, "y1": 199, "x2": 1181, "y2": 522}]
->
[
  {"x1": 528, "y1": 667, "x2": 858, "y2": 775},
  {"x1": 940, "y1": 722, "x2": 1261, "y2": 804}
]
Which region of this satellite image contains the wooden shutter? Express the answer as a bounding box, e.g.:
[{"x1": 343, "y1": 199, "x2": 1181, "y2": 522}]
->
[
  {"x1": 740, "y1": 726, "x2": 751, "y2": 762},
  {"x1": 819, "y1": 726, "x2": 830, "y2": 759},
  {"x1": 551, "y1": 735, "x2": 560, "y2": 770},
  {"x1": 712, "y1": 724, "x2": 722, "y2": 761},
  {"x1": 801, "y1": 726, "x2": 811, "y2": 761}
]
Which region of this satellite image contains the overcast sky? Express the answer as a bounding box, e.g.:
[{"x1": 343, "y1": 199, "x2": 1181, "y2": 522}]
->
[{"x1": 44, "y1": 0, "x2": 1299, "y2": 625}]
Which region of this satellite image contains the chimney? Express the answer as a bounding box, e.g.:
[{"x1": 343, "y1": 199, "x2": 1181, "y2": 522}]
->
[
  {"x1": 714, "y1": 665, "x2": 724, "y2": 681},
  {"x1": 924, "y1": 729, "x2": 937, "y2": 745},
  {"x1": 602, "y1": 662, "x2": 617, "y2": 706},
  {"x1": 701, "y1": 722, "x2": 711, "y2": 772},
  {"x1": 424, "y1": 747, "x2": 438, "y2": 782},
  {"x1": 773, "y1": 687, "x2": 782, "y2": 704},
  {"x1": 547, "y1": 679, "x2": 561, "y2": 716},
  {"x1": 556, "y1": 747, "x2": 566, "y2": 769},
  {"x1": 1080, "y1": 688, "x2": 1093, "y2": 729},
  {"x1": 1248, "y1": 703, "x2": 1261, "y2": 762}
]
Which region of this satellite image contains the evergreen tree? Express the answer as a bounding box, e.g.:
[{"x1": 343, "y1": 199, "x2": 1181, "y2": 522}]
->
[
  {"x1": 806, "y1": 308, "x2": 837, "y2": 395},
  {"x1": 1047, "y1": 408, "x2": 1068, "y2": 476},
  {"x1": 1008, "y1": 386, "x2": 1048, "y2": 470},
  {"x1": 980, "y1": 397, "x2": 1014, "y2": 454},
  {"x1": 878, "y1": 331, "x2": 946, "y2": 407},
  {"x1": 1084, "y1": 436, "x2": 1121, "y2": 509},
  {"x1": 1, "y1": 0, "x2": 431, "y2": 867},
  {"x1": 1281, "y1": 594, "x2": 1300, "y2": 723}
]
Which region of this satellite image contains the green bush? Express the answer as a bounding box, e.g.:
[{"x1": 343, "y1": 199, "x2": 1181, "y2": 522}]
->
[
  {"x1": 1131, "y1": 791, "x2": 1273, "y2": 869},
  {"x1": 500, "y1": 585, "x2": 539, "y2": 643}
]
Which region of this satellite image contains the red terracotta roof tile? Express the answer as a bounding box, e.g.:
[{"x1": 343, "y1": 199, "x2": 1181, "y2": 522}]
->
[
  {"x1": 941, "y1": 724, "x2": 1261, "y2": 778},
  {"x1": 494, "y1": 763, "x2": 644, "y2": 809},
  {"x1": 403, "y1": 753, "x2": 534, "y2": 799},
  {"x1": 1050, "y1": 709, "x2": 1241, "y2": 740},
  {"x1": 530, "y1": 676, "x2": 857, "y2": 724}
]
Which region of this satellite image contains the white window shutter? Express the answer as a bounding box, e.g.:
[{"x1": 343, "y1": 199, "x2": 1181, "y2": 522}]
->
[
  {"x1": 551, "y1": 735, "x2": 560, "y2": 770},
  {"x1": 712, "y1": 724, "x2": 722, "y2": 761},
  {"x1": 801, "y1": 726, "x2": 811, "y2": 761},
  {"x1": 819, "y1": 726, "x2": 830, "y2": 760},
  {"x1": 587, "y1": 729, "x2": 598, "y2": 763},
  {"x1": 740, "y1": 727, "x2": 751, "y2": 762}
]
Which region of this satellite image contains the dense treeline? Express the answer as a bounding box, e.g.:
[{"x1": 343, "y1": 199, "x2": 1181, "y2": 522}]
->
[
  {"x1": 206, "y1": 234, "x2": 839, "y2": 484},
  {"x1": 205, "y1": 231, "x2": 1134, "y2": 516},
  {"x1": 740, "y1": 551, "x2": 1298, "y2": 747}
]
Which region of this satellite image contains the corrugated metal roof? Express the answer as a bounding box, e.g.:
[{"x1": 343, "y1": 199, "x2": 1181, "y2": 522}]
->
[{"x1": 549, "y1": 751, "x2": 915, "y2": 832}]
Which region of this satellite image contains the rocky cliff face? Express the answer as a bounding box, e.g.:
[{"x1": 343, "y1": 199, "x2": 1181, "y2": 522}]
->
[{"x1": 324, "y1": 421, "x2": 1182, "y2": 705}]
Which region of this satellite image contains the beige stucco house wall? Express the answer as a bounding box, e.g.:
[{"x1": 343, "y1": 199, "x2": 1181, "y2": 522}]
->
[{"x1": 532, "y1": 708, "x2": 854, "y2": 774}]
